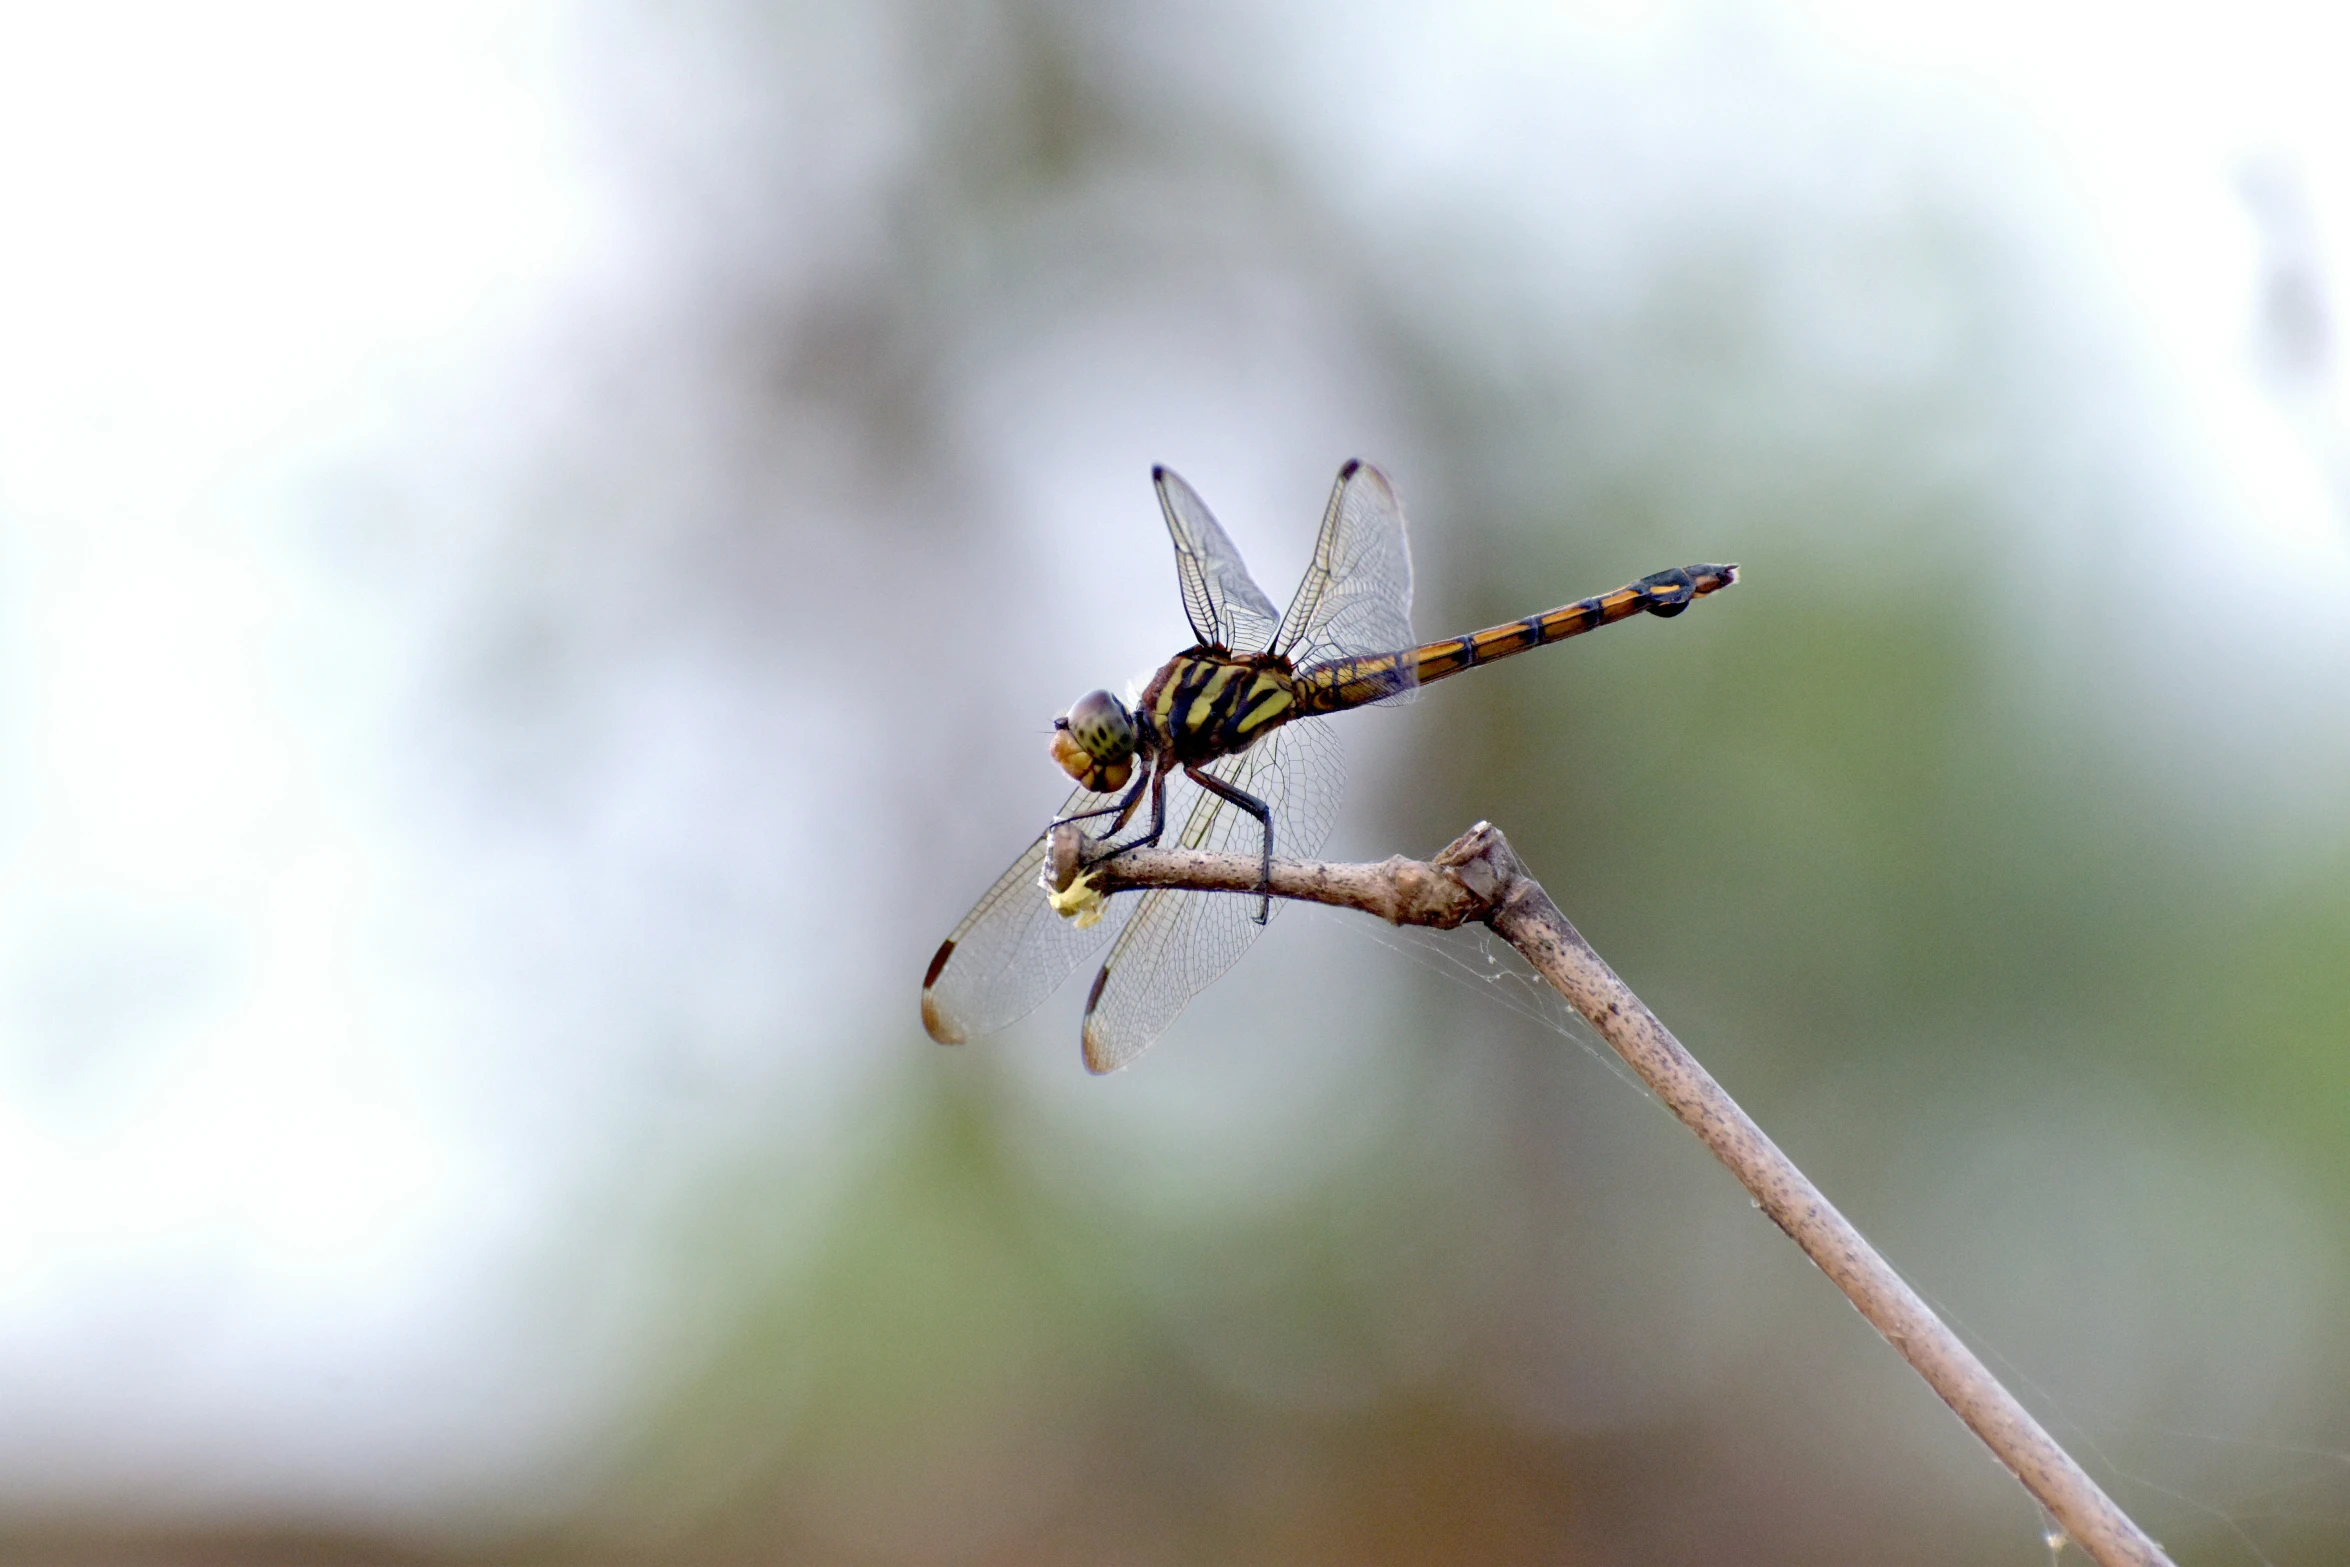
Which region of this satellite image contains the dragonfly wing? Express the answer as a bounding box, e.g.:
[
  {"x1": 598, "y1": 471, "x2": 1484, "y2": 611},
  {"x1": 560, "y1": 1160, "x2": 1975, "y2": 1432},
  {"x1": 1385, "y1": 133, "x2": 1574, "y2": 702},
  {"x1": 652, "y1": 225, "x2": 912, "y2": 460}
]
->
[
  {"x1": 1079, "y1": 714, "x2": 1344, "y2": 1072},
  {"x1": 1272, "y1": 460, "x2": 1418, "y2": 700},
  {"x1": 922, "y1": 784, "x2": 1137, "y2": 1044},
  {"x1": 1155, "y1": 465, "x2": 1283, "y2": 655}
]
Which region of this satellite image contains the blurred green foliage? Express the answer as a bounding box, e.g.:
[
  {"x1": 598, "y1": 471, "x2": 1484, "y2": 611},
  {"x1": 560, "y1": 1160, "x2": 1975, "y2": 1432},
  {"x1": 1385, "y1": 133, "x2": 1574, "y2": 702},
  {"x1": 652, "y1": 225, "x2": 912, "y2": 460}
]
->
[
  {"x1": 549, "y1": 3, "x2": 2350, "y2": 1562},
  {"x1": 12, "y1": 2, "x2": 2343, "y2": 1564}
]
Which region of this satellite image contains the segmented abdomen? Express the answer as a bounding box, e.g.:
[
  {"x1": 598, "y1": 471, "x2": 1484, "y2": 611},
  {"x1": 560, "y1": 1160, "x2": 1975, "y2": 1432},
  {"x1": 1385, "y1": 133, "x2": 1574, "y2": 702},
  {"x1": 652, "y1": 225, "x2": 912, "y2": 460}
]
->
[{"x1": 1294, "y1": 563, "x2": 1737, "y2": 715}]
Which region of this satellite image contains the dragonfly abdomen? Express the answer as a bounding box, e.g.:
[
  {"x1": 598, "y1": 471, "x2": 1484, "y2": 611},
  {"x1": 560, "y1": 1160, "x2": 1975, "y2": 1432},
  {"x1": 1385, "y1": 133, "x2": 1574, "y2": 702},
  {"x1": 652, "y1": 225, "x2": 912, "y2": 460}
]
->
[{"x1": 1294, "y1": 562, "x2": 1737, "y2": 714}]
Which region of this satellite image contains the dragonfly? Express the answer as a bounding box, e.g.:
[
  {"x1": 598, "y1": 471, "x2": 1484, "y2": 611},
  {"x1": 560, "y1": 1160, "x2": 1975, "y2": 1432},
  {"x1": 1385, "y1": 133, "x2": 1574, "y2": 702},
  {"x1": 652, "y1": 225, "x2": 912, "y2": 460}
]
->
[{"x1": 922, "y1": 459, "x2": 1736, "y2": 1074}]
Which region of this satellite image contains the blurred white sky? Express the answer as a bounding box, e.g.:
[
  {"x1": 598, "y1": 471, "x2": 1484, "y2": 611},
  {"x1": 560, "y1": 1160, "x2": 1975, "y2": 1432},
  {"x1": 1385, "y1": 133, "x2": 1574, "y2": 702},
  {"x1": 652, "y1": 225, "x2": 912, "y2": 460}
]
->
[{"x1": 0, "y1": 0, "x2": 2344, "y2": 1525}]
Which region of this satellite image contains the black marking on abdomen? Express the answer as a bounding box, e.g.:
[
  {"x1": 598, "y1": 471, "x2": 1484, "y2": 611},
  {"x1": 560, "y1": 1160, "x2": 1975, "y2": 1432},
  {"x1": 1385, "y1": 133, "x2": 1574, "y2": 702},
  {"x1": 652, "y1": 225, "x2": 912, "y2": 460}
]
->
[
  {"x1": 1308, "y1": 562, "x2": 1736, "y2": 708},
  {"x1": 1425, "y1": 635, "x2": 1475, "y2": 678},
  {"x1": 1635, "y1": 566, "x2": 1697, "y2": 617}
]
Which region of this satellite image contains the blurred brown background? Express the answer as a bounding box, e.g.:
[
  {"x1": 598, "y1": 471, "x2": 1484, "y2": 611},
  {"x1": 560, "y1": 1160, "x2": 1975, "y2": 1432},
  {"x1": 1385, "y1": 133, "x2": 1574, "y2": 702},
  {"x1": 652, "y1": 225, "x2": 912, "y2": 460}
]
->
[{"x1": 2, "y1": 2, "x2": 2347, "y2": 1563}]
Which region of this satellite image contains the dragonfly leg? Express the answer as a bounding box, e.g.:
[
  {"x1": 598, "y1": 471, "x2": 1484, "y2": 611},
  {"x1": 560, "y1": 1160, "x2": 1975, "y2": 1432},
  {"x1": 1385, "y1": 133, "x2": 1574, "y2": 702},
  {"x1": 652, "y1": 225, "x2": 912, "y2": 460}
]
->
[
  {"x1": 1183, "y1": 763, "x2": 1275, "y2": 924},
  {"x1": 1051, "y1": 761, "x2": 1154, "y2": 841},
  {"x1": 1092, "y1": 753, "x2": 1174, "y2": 865},
  {"x1": 1112, "y1": 756, "x2": 1169, "y2": 850}
]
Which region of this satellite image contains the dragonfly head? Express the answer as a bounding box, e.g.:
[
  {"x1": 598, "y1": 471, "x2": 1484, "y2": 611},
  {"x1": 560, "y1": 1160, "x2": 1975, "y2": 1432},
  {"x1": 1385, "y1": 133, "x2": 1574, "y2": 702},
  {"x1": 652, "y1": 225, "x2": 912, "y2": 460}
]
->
[{"x1": 1051, "y1": 689, "x2": 1137, "y2": 793}]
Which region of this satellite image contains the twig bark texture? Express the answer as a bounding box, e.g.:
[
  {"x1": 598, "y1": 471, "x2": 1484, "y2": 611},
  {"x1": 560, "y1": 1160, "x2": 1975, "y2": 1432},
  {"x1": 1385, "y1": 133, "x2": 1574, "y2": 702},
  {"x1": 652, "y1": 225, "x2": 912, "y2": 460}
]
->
[{"x1": 1061, "y1": 821, "x2": 2173, "y2": 1567}]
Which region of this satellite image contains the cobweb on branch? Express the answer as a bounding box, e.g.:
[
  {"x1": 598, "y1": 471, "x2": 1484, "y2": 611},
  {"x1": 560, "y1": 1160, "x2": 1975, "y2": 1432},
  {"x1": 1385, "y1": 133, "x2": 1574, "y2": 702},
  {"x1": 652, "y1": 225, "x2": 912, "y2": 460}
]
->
[{"x1": 1338, "y1": 910, "x2": 2350, "y2": 1567}]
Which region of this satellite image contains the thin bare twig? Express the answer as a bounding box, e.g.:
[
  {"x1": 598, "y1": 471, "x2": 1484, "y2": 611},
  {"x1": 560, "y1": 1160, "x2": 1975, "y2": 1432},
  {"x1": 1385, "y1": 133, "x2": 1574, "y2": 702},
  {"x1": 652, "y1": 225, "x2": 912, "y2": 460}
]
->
[{"x1": 1057, "y1": 820, "x2": 2174, "y2": 1567}]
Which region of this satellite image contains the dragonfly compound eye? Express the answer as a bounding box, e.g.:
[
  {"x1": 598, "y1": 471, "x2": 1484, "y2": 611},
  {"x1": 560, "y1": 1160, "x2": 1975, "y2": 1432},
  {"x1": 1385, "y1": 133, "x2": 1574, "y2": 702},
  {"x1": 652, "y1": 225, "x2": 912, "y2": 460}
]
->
[{"x1": 1049, "y1": 690, "x2": 1137, "y2": 792}]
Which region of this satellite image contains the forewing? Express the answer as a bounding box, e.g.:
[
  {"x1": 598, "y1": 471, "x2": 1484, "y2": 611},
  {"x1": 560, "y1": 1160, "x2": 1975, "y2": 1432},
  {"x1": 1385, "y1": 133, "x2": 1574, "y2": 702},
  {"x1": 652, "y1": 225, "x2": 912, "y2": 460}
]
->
[
  {"x1": 1272, "y1": 460, "x2": 1418, "y2": 698},
  {"x1": 1079, "y1": 715, "x2": 1345, "y2": 1073},
  {"x1": 1155, "y1": 465, "x2": 1282, "y2": 654},
  {"x1": 922, "y1": 784, "x2": 1137, "y2": 1044}
]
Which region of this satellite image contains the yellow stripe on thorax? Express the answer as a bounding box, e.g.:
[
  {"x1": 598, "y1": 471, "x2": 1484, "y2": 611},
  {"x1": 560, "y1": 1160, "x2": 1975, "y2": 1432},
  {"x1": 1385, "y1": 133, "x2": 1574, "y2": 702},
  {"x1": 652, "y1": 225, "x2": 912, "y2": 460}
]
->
[
  {"x1": 1229, "y1": 671, "x2": 1294, "y2": 738},
  {"x1": 1149, "y1": 656, "x2": 1299, "y2": 753},
  {"x1": 1177, "y1": 662, "x2": 1246, "y2": 735}
]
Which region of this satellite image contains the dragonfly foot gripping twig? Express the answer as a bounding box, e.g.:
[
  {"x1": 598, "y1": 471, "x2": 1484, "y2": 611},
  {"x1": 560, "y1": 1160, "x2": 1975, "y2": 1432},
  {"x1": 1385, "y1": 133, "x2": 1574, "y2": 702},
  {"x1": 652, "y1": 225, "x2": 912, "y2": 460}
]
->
[{"x1": 1054, "y1": 818, "x2": 2175, "y2": 1567}]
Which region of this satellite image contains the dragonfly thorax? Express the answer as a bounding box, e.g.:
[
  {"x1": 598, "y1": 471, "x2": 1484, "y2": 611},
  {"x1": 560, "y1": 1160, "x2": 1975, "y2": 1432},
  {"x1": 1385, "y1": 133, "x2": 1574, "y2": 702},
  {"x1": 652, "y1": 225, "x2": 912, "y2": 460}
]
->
[
  {"x1": 1138, "y1": 649, "x2": 1300, "y2": 764},
  {"x1": 1050, "y1": 689, "x2": 1138, "y2": 793}
]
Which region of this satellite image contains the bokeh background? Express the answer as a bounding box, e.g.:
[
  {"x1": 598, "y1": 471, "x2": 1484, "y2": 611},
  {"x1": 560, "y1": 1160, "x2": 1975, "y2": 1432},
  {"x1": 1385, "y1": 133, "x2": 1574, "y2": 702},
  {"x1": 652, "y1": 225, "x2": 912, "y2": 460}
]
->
[{"x1": 3, "y1": 2, "x2": 2348, "y2": 1563}]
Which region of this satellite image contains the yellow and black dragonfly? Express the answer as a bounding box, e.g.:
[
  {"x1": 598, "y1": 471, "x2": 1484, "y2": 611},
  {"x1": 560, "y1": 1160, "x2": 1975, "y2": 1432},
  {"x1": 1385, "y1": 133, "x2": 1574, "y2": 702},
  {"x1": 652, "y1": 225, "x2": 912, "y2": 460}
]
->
[{"x1": 923, "y1": 460, "x2": 1735, "y2": 1074}]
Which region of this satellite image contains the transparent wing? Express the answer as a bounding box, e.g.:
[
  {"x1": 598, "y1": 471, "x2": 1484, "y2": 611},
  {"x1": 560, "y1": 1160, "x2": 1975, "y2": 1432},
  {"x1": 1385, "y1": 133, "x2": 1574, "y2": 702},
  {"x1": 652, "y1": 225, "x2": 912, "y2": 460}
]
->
[
  {"x1": 1155, "y1": 465, "x2": 1282, "y2": 654},
  {"x1": 1272, "y1": 460, "x2": 1418, "y2": 698},
  {"x1": 1079, "y1": 714, "x2": 1344, "y2": 1073},
  {"x1": 921, "y1": 783, "x2": 1138, "y2": 1044}
]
